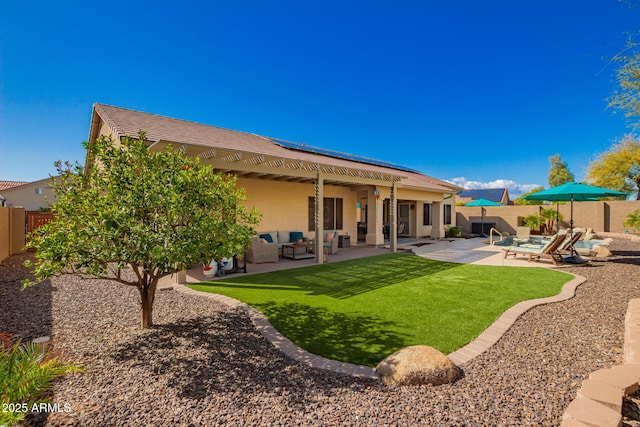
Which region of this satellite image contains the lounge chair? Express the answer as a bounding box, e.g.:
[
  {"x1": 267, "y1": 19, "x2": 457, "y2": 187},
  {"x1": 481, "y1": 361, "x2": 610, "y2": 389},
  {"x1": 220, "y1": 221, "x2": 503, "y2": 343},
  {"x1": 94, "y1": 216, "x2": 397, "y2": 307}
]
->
[
  {"x1": 558, "y1": 231, "x2": 583, "y2": 253},
  {"x1": 502, "y1": 233, "x2": 566, "y2": 266}
]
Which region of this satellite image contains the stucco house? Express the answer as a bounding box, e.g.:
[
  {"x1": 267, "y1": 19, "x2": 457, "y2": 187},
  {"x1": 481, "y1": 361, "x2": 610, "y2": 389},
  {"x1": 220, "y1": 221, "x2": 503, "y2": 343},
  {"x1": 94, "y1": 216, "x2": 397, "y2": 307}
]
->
[
  {"x1": 0, "y1": 178, "x2": 55, "y2": 210},
  {"x1": 88, "y1": 103, "x2": 461, "y2": 259}
]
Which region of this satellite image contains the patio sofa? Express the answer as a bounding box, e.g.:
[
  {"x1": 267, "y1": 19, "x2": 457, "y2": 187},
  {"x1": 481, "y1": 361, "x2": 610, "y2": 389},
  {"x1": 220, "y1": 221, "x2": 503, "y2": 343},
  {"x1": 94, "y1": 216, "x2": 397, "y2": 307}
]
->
[
  {"x1": 258, "y1": 231, "x2": 307, "y2": 249},
  {"x1": 257, "y1": 230, "x2": 340, "y2": 255}
]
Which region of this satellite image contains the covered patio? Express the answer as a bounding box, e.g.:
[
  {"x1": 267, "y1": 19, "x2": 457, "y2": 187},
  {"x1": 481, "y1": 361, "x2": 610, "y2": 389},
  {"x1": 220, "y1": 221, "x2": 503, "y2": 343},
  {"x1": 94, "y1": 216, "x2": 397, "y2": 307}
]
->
[{"x1": 89, "y1": 103, "x2": 461, "y2": 267}]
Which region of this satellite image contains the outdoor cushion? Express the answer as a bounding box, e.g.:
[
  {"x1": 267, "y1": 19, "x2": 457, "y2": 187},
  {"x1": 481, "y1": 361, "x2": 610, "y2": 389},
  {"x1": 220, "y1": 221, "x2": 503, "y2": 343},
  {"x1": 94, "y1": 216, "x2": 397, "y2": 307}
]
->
[
  {"x1": 259, "y1": 233, "x2": 273, "y2": 243},
  {"x1": 277, "y1": 231, "x2": 291, "y2": 243},
  {"x1": 290, "y1": 231, "x2": 303, "y2": 242},
  {"x1": 520, "y1": 243, "x2": 544, "y2": 249}
]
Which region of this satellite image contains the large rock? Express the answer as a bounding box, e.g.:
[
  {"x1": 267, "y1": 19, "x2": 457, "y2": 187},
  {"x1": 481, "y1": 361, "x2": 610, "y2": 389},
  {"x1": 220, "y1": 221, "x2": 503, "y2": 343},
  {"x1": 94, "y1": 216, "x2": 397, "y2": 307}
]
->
[
  {"x1": 593, "y1": 245, "x2": 613, "y2": 258},
  {"x1": 375, "y1": 345, "x2": 461, "y2": 386}
]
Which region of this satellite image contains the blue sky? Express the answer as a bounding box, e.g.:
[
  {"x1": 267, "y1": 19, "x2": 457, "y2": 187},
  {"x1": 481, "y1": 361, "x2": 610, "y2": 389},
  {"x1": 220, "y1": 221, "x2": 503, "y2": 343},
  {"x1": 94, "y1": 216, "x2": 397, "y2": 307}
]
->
[{"x1": 1, "y1": 0, "x2": 638, "y2": 196}]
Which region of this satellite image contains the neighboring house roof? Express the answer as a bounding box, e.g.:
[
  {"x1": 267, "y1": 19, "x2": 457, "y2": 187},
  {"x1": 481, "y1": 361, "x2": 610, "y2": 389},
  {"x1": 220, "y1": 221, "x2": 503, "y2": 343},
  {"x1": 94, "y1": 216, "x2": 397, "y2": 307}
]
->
[
  {"x1": 0, "y1": 181, "x2": 28, "y2": 191},
  {"x1": 0, "y1": 178, "x2": 53, "y2": 192},
  {"x1": 90, "y1": 103, "x2": 461, "y2": 195},
  {"x1": 457, "y1": 188, "x2": 510, "y2": 204}
]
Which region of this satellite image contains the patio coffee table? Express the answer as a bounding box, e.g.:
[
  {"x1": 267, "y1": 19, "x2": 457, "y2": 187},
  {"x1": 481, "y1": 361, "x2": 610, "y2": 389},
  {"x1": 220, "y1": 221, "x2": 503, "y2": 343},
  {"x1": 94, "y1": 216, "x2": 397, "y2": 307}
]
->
[{"x1": 281, "y1": 242, "x2": 315, "y2": 260}]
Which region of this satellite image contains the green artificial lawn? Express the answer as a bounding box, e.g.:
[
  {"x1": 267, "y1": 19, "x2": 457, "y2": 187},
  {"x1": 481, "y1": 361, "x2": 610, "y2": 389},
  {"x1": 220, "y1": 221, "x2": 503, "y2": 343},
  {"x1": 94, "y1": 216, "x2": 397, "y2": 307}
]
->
[{"x1": 189, "y1": 253, "x2": 573, "y2": 367}]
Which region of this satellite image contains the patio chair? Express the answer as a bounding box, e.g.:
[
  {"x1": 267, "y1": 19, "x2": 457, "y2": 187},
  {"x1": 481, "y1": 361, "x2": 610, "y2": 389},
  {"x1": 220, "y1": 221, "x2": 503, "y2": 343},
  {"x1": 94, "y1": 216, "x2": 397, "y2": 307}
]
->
[
  {"x1": 308, "y1": 231, "x2": 340, "y2": 255},
  {"x1": 246, "y1": 236, "x2": 279, "y2": 264},
  {"x1": 513, "y1": 226, "x2": 531, "y2": 244},
  {"x1": 502, "y1": 233, "x2": 566, "y2": 266},
  {"x1": 323, "y1": 231, "x2": 339, "y2": 255}
]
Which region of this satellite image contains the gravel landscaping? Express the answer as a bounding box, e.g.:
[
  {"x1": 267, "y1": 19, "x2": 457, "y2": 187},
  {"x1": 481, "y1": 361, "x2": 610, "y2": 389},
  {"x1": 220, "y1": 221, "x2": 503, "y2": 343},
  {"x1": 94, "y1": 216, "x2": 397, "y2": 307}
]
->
[{"x1": 2, "y1": 240, "x2": 639, "y2": 426}]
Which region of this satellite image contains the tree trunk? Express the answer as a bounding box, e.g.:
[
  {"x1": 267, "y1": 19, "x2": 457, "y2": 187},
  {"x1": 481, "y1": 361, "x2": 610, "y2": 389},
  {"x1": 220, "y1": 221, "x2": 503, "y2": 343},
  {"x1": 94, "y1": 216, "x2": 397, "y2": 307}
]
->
[{"x1": 138, "y1": 279, "x2": 158, "y2": 329}]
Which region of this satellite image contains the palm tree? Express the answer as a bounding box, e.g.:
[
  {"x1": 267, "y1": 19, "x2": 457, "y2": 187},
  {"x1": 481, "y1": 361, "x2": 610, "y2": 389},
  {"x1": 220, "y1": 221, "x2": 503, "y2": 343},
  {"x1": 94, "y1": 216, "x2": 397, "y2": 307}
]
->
[
  {"x1": 1, "y1": 336, "x2": 83, "y2": 426},
  {"x1": 541, "y1": 208, "x2": 564, "y2": 235},
  {"x1": 624, "y1": 209, "x2": 640, "y2": 233},
  {"x1": 524, "y1": 214, "x2": 545, "y2": 234}
]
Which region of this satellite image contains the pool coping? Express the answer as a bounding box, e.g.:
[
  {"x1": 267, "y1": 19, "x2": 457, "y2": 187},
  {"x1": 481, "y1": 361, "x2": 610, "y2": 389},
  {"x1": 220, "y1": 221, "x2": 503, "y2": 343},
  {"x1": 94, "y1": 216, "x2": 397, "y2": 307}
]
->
[{"x1": 169, "y1": 273, "x2": 585, "y2": 380}]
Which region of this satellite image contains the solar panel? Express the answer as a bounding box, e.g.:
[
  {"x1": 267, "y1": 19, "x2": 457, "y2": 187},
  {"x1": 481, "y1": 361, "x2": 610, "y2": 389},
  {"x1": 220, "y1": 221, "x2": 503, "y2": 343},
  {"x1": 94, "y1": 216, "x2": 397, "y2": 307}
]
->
[{"x1": 270, "y1": 138, "x2": 418, "y2": 173}]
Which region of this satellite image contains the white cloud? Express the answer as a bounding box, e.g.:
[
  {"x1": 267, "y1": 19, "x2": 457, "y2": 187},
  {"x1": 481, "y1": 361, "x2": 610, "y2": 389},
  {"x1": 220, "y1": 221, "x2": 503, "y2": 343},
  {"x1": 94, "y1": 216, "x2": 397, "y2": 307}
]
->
[{"x1": 447, "y1": 177, "x2": 543, "y2": 197}]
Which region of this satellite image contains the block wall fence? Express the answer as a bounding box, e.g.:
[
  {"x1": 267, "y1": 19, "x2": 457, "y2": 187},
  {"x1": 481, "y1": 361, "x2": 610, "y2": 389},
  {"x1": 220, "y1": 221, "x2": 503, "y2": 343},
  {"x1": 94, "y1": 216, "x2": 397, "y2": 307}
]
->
[
  {"x1": 456, "y1": 200, "x2": 640, "y2": 235},
  {"x1": 0, "y1": 207, "x2": 25, "y2": 262}
]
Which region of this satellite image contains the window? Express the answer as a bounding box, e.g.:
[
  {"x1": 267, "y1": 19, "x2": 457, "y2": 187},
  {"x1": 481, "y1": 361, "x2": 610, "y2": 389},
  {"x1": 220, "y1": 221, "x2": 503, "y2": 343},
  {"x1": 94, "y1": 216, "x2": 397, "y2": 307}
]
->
[
  {"x1": 444, "y1": 204, "x2": 452, "y2": 225},
  {"x1": 309, "y1": 197, "x2": 343, "y2": 231},
  {"x1": 423, "y1": 203, "x2": 432, "y2": 226},
  {"x1": 35, "y1": 188, "x2": 43, "y2": 195}
]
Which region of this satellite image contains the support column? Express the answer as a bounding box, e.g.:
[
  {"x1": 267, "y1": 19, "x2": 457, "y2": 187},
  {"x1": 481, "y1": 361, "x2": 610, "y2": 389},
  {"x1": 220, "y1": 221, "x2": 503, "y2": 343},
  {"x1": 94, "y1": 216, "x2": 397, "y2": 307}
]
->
[
  {"x1": 365, "y1": 187, "x2": 384, "y2": 245},
  {"x1": 431, "y1": 201, "x2": 443, "y2": 239},
  {"x1": 314, "y1": 172, "x2": 325, "y2": 263},
  {"x1": 390, "y1": 181, "x2": 397, "y2": 252}
]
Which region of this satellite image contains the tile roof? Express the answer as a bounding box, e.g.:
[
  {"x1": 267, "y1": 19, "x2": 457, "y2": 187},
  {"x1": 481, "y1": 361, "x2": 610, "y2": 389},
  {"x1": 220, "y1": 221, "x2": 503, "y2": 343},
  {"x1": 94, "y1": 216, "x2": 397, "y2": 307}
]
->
[
  {"x1": 0, "y1": 181, "x2": 28, "y2": 191},
  {"x1": 92, "y1": 103, "x2": 461, "y2": 194}
]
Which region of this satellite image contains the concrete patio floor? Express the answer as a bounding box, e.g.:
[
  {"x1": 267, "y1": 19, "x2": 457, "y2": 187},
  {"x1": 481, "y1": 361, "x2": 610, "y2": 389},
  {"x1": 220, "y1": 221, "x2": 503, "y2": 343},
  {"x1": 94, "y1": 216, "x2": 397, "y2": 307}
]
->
[{"x1": 162, "y1": 236, "x2": 569, "y2": 287}]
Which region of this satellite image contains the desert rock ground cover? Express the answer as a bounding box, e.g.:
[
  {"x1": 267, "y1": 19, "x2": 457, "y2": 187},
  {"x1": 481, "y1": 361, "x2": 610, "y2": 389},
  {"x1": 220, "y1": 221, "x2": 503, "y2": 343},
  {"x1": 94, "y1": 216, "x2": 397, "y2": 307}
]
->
[{"x1": 1, "y1": 240, "x2": 639, "y2": 426}]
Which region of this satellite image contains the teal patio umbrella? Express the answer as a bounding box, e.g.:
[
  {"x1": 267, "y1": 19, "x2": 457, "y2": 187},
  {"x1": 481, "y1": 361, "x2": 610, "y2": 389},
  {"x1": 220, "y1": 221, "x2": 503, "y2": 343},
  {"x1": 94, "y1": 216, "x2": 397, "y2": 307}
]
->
[
  {"x1": 524, "y1": 182, "x2": 627, "y2": 261},
  {"x1": 465, "y1": 198, "x2": 503, "y2": 236}
]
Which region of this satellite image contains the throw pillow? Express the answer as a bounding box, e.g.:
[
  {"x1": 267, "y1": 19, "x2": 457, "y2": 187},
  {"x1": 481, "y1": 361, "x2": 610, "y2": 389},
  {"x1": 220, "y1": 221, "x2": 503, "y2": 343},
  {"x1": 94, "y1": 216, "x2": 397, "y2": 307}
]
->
[
  {"x1": 259, "y1": 233, "x2": 273, "y2": 243},
  {"x1": 259, "y1": 238, "x2": 268, "y2": 244},
  {"x1": 290, "y1": 231, "x2": 303, "y2": 242},
  {"x1": 325, "y1": 232, "x2": 334, "y2": 242}
]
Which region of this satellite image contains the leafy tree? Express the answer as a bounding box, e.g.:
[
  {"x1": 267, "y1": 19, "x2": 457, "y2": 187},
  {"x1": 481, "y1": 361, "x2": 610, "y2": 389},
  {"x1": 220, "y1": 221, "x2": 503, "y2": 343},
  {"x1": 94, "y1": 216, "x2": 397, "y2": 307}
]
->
[
  {"x1": 608, "y1": 46, "x2": 640, "y2": 125},
  {"x1": 540, "y1": 207, "x2": 564, "y2": 235},
  {"x1": 586, "y1": 135, "x2": 640, "y2": 199},
  {"x1": 24, "y1": 132, "x2": 261, "y2": 328},
  {"x1": 599, "y1": 39, "x2": 640, "y2": 199},
  {"x1": 514, "y1": 186, "x2": 545, "y2": 205},
  {"x1": 624, "y1": 209, "x2": 640, "y2": 232},
  {"x1": 548, "y1": 154, "x2": 574, "y2": 187}
]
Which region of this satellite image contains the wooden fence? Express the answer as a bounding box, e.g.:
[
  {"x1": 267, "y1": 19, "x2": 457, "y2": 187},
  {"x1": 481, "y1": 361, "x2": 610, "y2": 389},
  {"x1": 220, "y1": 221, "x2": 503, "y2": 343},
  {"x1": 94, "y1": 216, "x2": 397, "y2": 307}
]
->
[{"x1": 26, "y1": 211, "x2": 55, "y2": 234}]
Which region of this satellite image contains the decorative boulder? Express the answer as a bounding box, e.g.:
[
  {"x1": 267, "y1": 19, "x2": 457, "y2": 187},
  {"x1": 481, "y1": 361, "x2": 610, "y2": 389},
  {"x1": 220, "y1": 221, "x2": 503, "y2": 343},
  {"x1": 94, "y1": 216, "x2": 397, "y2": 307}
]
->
[
  {"x1": 375, "y1": 345, "x2": 461, "y2": 386},
  {"x1": 593, "y1": 245, "x2": 613, "y2": 258}
]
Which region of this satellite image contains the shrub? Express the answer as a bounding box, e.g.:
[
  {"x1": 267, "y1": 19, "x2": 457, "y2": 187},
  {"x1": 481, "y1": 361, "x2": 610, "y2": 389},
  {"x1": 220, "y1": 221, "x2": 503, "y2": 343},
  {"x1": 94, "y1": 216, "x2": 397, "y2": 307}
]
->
[
  {"x1": 0, "y1": 334, "x2": 83, "y2": 426},
  {"x1": 446, "y1": 226, "x2": 462, "y2": 237}
]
